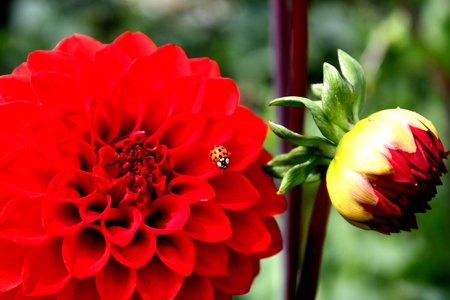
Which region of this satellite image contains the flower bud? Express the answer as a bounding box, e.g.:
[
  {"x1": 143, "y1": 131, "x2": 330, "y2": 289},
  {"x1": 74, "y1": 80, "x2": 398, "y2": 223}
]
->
[{"x1": 326, "y1": 108, "x2": 449, "y2": 234}]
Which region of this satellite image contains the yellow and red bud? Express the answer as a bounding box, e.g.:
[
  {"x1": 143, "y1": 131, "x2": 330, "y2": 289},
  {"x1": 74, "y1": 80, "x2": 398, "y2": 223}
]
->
[{"x1": 326, "y1": 108, "x2": 448, "y2": 234}]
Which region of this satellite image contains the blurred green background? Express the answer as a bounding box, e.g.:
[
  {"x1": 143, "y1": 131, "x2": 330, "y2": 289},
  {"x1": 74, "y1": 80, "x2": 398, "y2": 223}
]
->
[{"x1": 0, "y1": 0, "x2": 448, "y2": 299}]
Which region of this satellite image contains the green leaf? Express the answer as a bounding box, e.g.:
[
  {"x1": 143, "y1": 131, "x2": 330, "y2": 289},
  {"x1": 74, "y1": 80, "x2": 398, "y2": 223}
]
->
[
  {"x1": 263, "y1": 146, "x2": 315, "y2": 179},
  {"x1": 311, "y1": 83, "x2": 323, "y2": 100},
  {"x1": 268, "y1": 121, "x2": 336, "y2": 158},
  {"x1": 338, "y1": 49, "x2": 366, "y2": 119},
  {"x1": 322, "y1": 63, "x2": 354, "y2": 131},
  {"x1": 277, "y1": 159, "x2": 316, "y2": 194}
]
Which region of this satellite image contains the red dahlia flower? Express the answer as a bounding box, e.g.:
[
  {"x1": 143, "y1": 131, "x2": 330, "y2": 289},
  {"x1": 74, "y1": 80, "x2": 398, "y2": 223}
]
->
[
  {"x1": 0, "y1": 31, "x2": 286, "y2": 299},
  {"x1": 327, "y1": 108, "x2": 448, "y2": 234}
]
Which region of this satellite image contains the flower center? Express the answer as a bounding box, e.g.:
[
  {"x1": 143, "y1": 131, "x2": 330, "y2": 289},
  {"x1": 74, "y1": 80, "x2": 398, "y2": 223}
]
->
[{"x1": 96, "y1": 131, "x2": 170, "y2": 210}]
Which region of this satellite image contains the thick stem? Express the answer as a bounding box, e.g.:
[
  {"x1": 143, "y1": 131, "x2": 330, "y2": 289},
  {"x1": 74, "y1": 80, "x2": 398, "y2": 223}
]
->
[{"x1": 296, "y1": 179, "x2": 331, "y2": 300}]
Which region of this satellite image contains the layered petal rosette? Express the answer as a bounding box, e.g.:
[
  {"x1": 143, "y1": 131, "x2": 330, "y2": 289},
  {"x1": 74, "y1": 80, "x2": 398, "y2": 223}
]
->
[
  {"x1": 0, "y1": 32, "x2": 286, "y2": 299},
  {"x1": 327, "y1": 108, "x2": 448, "y2": 234}
]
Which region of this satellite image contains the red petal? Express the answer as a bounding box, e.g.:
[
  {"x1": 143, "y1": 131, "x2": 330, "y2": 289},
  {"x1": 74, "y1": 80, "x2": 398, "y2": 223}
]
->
[
  {"x1": 57, "y1": 277, "x2": 100, "y2": 300},
  {"x1": 62, "y1": 225, "x2": 110, "y2": 278},
  {"x1": 0, "y1": 101, "x2": 42, "y2": 134},
  {"x1": 47, "y1": 170, "x2": 98, "y2": 201},
  {"x1": 197, "y1": 114, "x2": 234, "y2": 145},
  {"x1": 52, "y1": 109, "x2": 93, "y2": 145},
  {"x1": 113, "y1": 31, "x2": 157, "y2": 61},
  {"x1": 101, "y1": 206, "x2": 142, "y2": 246},
  {"x1": 89, "y1": 96, "x2": 120, "y2": 144},
  {"x1": 208, "y1": 172, "x2": 260, "y2": 210},
  {"x1": 171, "y1": 142, "x2": 218, "y2": 180},
  {"x1": 183, "y1": 201, "x2": 231, "y2": 242},
  {"x1": 0, "y1": 239, "x2": 30, "y2": 292},
  {"x1": 0, "y1": 197, "x2": 48, "y2": 245},
  {"x1": 142, "y1": 195, "x2": 190, "y2": 234},
  {"x1": 79, "y1": 193, "x2": 111, "y2": 223},
  {"x1": 18, "y1": 118, "x2": 69, "y2": 153},
  {"x1": 78, "y1": 60, "x2": 114, "y2": 100},
  {"x1": 14, "y1": 287, "x2": 57, "y2": 300},
  {"x1": 233, "y1": 105, "x2": 268, "y2": 144},
  {"x1": 171, "y1": 75, "x2": 204, "y2": 114},
  {"x1": 27, "y1": 50, "x2": 80, "y2": 77},
  {"x1": 41, "y1": 200, "x2": 84, "y2": 236},
  {"x1": 0, "y1": 147, "x2": 59, "y2": 193},
  {"x1": 0, "y1": 286, "x2": 20, "y2": 300},
  {"x1": 31, "y1": 71, "x2": 88, "y2": 112},
  {"x1": 0, "y1": 75, "x2": 37, "y2": 103},
  {"x1": 111, "y1": 226, "x2": 156, "y2": 268},
  {"x1": 214, "y1": 290, "x2": 232, "y2": 300},
  {"x1": 222, "y1": 131, "x2": 262, "y2": 172},
  {"x1": 54, "y1": 139, "x2": 97, "y2": 172},
  {"x1": 154, "y1": 113, "x2": 206, "y2": 150},
  {"x1": 253, "y1": 217, "x2": 283, "y2": 258},
  {"x1": 225, "y1": 209, "x2": 271, "y2": 254},
  {"x1": 209, "y1": 250, "x2": 254, "y2": 295},
  {"x1": 168, "y1": 176, "x2": 215, "y2": 204},
  {"x1": 94, "y1": 43, "x2": 131, "y2": 79},
  {"x1": 200, "y1": 78, "x2": 238, "y2": 115},
  {"x1": 174, "y1": 274, "x2": 214, "y2": 300},
  {"x1": 22, "y1": 238, "x2": 71, "y2": 296},
  {"x1": 54, "y1": 34, "x2": 104, "y2": 60},
  {"x1": 157, "y1": 231, "x2": 195, "y2": 276},
  {"x1": 192, "y1": 240, "x2": 229, "y2": 277},
  {"x1": 189, "y1": 58, "x2": 220, "y2": 78},
  {"x1": 13, "y1": 63, "x2": 31, "y2": 76},
  {"x1": 241, "y1": 149, "x2": 287, "y2": 217},
  {"x1": 136, "y1": 257, "x2": 184, "y2": 300},
  {"x1": 95, "y1": 258, "x2": 136, "y2": 300}
]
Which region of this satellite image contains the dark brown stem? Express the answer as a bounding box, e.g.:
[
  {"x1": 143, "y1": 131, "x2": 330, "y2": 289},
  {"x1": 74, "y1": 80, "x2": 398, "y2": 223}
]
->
[{"x1": 296, "y1": 179, "x2": 331, "y2": 300}]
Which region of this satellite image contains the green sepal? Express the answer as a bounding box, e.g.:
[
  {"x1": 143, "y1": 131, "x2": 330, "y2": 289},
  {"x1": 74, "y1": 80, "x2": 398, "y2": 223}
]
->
[
  {"x1": 262, "y1": 146, "x2": 315, "y2": 179},
  {"x1": 311, "y1": 83, "x2": 323, "y2": 100},
  {"x1": 268, "y1": 121, "x2": 336, "y2": 158},
  {"x1": 337, "y1": 49, "x2": 366, "y2": 117},
  {"x1": 269, "y1": 96, "x2": 346, "y2": 144}
]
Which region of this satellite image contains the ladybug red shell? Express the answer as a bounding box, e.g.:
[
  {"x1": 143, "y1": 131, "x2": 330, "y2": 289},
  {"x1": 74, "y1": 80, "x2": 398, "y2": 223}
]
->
[{"x1": 209, "y1": 145, "x2": 230, "y2": 171}]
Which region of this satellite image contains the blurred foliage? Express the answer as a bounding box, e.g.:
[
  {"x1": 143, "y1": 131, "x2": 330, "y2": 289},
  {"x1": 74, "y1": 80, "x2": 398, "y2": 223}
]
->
[{"x1": 0, "y1": 0, "x2": 449, "y2": 299}]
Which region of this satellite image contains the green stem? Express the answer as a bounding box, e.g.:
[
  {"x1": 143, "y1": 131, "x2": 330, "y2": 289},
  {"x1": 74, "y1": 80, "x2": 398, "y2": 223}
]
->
[{"x1": 296, "y1": 179, "x2": 331, "y2": 300}]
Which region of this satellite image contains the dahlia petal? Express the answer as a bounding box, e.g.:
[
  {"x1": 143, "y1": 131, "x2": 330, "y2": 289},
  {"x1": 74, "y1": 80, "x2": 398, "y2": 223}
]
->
[
  {"x1": 197, "y1": 114, "x2": 234, "y2": 145},
  {"x1": 79, "y1": 193, "x2": 111, "y2": 223},
  {"x1": 183, "y1": 201, "x2": 231, "y2": 242},
  {"x1": 174, "y1": 274, "x2": 214, "y2": 300},
  {"x1": 0, "y1": 239, "x2": 30, "y2": 292},
  {"x1": 95, "y1": 258, "x2": 136, "y2": 300},
  {"x1": 89, "y1": 96, "x2": 120, "y2": 144},
  {"x1": 111, "y1": 226, "x2": 156, "y2": 268},
  {"x1": 113, "y1": 31, "x2": 157, "y2": 61},
  {"x1": 54, "y1": 139, "x2": 97, "y2": 172},
  {"x1": 0, "y1": 285, "x2": 19, "y2": 300},
  {"x1": 18, "y1": 118, "x2": 69, "y2": 153},
  {"x1": 78, "y1": 60, "x2": 114, "y2": 100},
  {"x1": 189, "y1": 57, "x2": 221, "y2": 78},
  {"x1": 0, "y1": 147, "x2": 59, "y2": 193},
  {"x1": 225, "y1": 209, "x2": 271, "y2": 254},
  {"x1": 15, "y1": 287, "x2": 58, "y2": 300},
  {"x1": 56, "y1": 277, "x2": 100, "y2": 300},
  {"x1": 411, "y1": 126, "x2": 441, "y2": 160},
  {"x1": 13, "y1": 62, "x2": 31, "y2": 76},
  {"x1": 171, "y1": 142, "x2": 218, "y2": 180},
  {"x1": 32, "y1": 71, "x2": 88, "y2": 112},
  {"x1": 213, "y1": 290, "x2": 232, "y2": 300},
  {"x1": 168, "y1": 176, "x2": 215, "y2": 204},
  {"x1": 136, "y1": 256, "x2": 184, "y2": 300},
  {"x1": 27, "y1": 50, "x2": 80, "y2": 77},
  {"x1": 0, "y1": 101, "x2": 42, "y2": 134},
  {"x1": 232, "y1": 105, "x2": 268, "y2": 144},
  {"x1": 157, "y1": 231, "x2": 195, "y2": 276},
  {"x1": 171, "y1": 75, "x2": 204, "y2": 114},
  {"x1": 142, "y1": 195, "x2": 190, "y2": 234},
  {"x1": 221, "y1": 131, "x2": 262, "y2": 172},
  {"x1": 94, "y1": 43, "x2": 131, "y2": 80},
  {"x1": 0, "y1": 197, "x2": 48, "y2": 245},
  {"x1": 155, "y1": 113, "x2": 206, "y2": 150},
  {"x1": 0, "y1": 75, "x2": 37, "y2": 103},
  {"x1": 208, "y1": 172, "x2": 260, "y2": 210},
  {"x1": 41, "y1": 200, "x2": 84, "y2": 236},
  {"x1": 200, "y1": 78, "x2": 238, "y2": 115},
  {"x1": 22, "y1": 238, "x2": 71, "y2": 296},
  {"x1": 252, "y1": 217, "x2": 283, "y2": 258},
  {"x1": 47, "y1": 170, "x2": 98, "y2": 201},
  {"x1": 242, "y1": 149, "x2": 287, "y2": 217},
  {"x1": 52, "y1": 109, "x2": 93, "y2": 145},
  {"x1": 62, "y1": 225, "x2": 110, "y2": 278},
  {"x1": 209, "y1": 250, "x2": 254, "y2": 295},
  {"x1": 54, "y1": 34, "x2": 104, "y2": 60},
  {"x1": 192, "y1": 240, "x2": 229, "y2": 277},
  {"x1": 101, "y1": 206, "x2": 142, "y2": 246}
]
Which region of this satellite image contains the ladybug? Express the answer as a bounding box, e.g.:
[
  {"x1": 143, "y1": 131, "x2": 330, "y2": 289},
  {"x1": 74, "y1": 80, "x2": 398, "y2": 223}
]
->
[{"x1": 209, "y1": 145, "x2": 230, "y2": 171}]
